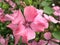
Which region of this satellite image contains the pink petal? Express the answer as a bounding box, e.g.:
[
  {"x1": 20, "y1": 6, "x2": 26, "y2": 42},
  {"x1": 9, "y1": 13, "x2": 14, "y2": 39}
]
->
[
  {"x1": 51, "y1": 39, "x2": 60, "y2": 43},
  {"x1": 6, "y1": 10, "x2": 24, "y2": 24},
  {"x1": 38, "y1": 40, "x2": 47, "y2": 45},
  {"x1": 12, "y1": 10, "x2": 24, "y2": 24},
  {"x1": 22, "y1": 28, "x2": 36, "y2": 43},
  {"x1": 31, "y1": 41, "x2": 37, "y2": 45},
  {"x1": 14, "y1": 24, "x2": 26, "y2": 45},
  {"x1": 7, "y1": 24, "x2": 21, "y2": 45},
  {"x1": 37, "y1": 9, "x2": 43, "y2": 15},
  {"x1": 31, "y1": 22, "x2": 45, "y2": 32},
  {"x1": 0, "y1": 15, "x2": 6, "y2": 22},
  {"x1": 0, "y1": 8, "x2": 5, "y2": 22},
  {"x1": 0, "y1": 8, "x2": 4, "y2": 15},
  {"x1": 14, "y1": 35, "x2": 21, "y2": 45},
  {"x1": 22, "y1": 35, "x2": 28, "y2": 43},
  {"x1": 31, "y1": 15, "x2": 48, "y2": 32},
  {"x1": 7, "y1": 23, "x2": 20, "y2": 36},
  {"x1": 48, "y1": 41, "x2": 59, "y2": 45},
  {"x1": 24, "y1": 6, "x2": 37, "y2": 22},
  {"x1": 49, "y1": 16, "x2": 58, "y2": 23},
  {"x1": 44, "y1": 32, "x2": 51, "y2": 40},
  {"x1": 43, "y1": 14, "x2": 49, "y2": 20},
  {"x1": 25, "y1": 28, "x2": 35, "y2": 41},
  {"x1": 43, "y1": 14, "x2": 59, "y2": 23},
  {"x1": 7, "y1": 23, "x2": 18, "y2": 31},
  {"x1": 0, "y1": 35, "x2": 5, "y2": 45},
  {"x1": 53, "y1": 11, "x2": 60, "y2": 16},
  {"x1": 53, "y1": 6, "x2": 60, "y2": 11},
  {"x1": 5, "y1": 14, "x2": 14, "y2": 20},
  {"x1": 54, "y1": 10, "x2": 60, "y2": 16},
  {"x1": 8, "y1": 23, "x2": 25, "y2": 45}
]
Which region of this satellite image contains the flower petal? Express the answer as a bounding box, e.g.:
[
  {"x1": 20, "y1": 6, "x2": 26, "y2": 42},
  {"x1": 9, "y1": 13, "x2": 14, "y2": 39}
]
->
[
  {"x1": 44, "y1": 32, "x2": 51, "y2": 40},
  {"x1": 12, "y1": 10, "x2": 24, "y2": 24},
  {"x1": 53, "y1": 6, "x2": 60, "y2": 11},
  {"x1": 24, "y1": 6, "x2": 37, "y2": 22},
  {"x1": 49, "y1": 16, "x2": 58, "y2": 23},
  {"x1": 48, "y1": 41, "x2": 59, "y2": 45},
  {"x1": 6, "y1": 10, "x2": 24, "y2": 24},
  {"x1": 37, "y1": 9, "x2": 43, "y2": 15},
  {"x1": 31, "y1": 15, "x2": 48, "y2": 32},
  {"x1": 38, "y1": 40, "x2": 47, "y2": 45},
  {"x1": 22, "y1": 28, "x2": 36, "y2": 43},
  {"x1": 0, "y1": 35, "x2": 5, "y2": 45}
]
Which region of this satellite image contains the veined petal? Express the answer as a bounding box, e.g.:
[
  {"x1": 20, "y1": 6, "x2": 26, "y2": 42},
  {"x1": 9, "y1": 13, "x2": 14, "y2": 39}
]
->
[
  {"x1": 6, "y1": 10, "x2": 24, "y2": 24},
  {"x1": 25, "y1": 28, "x2": 35, "y2": 41},
  {"x1": 22, "y1": 28, "x2": 36, "y2": 43},
  {"x1": 31, "y1": 15, "x2": 48, "y2": 32},
  {"x1": 12, "y1": 10, "x2": 24, "y2": 24},
  {"x1": 24, "y1": 6, "x2": 37, "y2": 22}
]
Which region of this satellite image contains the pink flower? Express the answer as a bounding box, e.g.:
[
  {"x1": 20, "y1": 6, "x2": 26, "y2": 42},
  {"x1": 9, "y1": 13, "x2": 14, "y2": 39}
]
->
[
  {"x1": 53, "y1": 6, "x2": 60, "y2": 16},
  {"x1": 53, "y1": 6, "x2": 60, "y2": 11},
  {"x1": 28, "y1": 33, "x2": 60, "y2": 45},
  {"x1": 43, "y1": 32, "x2": 59, "y2": 45},
  {"x1": 0, "y1": 35, "x2": 9, "y2": 45},
  {"x1": 44, "y1": 14, "x2": 59, "y2": 23},
  {"x1": 0, "y1": 8, "x2": 4, "y2": 15},
  {"x1": 0, "y1": 8, "x2": 7, "y2": 22},
  {"x1": 0, "y1": 35, "x2": 5, "y2": 45},
  {"x1": 6, "y1": 6, "x2": 49, "y2": 45},
  {"x1": 28, "y1": 39, "x2": 59, "y2": 45},
  {"x1": 44, "y1": 32, "x2": 51, "y2": 40}
]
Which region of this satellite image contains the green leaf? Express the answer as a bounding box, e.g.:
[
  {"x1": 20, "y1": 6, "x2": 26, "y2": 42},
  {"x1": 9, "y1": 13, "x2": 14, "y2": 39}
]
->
[
  {"x1": 41, "y1": 1, "x2": 51, "y2": 7},
  {"x1": 28, "y1": 0, "x2": 32, "y2": 5},
  {"x1": 2, "y1": 3, "x2": 9, "y2": 10},
  {"x1": 14, "y1": 0, "x2": 20, "y2": 5},
  {"x1": 18, "y1": 37, "x2": 22, "y2": 45},
  {"x1": 24, "y1": 0, "x2": 29, "y2": 5},
  {"x1": 52, "y1": 31, "x2": 60, "y2": 40},
  {"x1": 24, "y1": 0, "x2": 32, "y2": 5},
  {"x1": 0, "y1": 2, "x2": 3, "y2": 8},
  {"x1": 44, "y1": 6, "x2": 54, "y2": 14},
  {"x1": 45, "y1": 0, "x2": 52, "y2": 2}
]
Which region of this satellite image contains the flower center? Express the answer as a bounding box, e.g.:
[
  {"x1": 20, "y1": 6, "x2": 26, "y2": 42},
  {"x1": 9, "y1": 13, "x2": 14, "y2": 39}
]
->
[{"x1": 23, "y1": 21, "x2": 31, "y2": 28}]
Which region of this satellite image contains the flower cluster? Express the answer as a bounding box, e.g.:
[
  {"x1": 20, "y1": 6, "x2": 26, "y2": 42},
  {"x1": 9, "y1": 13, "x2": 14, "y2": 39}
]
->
[{"x1": 0, "y1": 0, "x2": 60, "y2": 45}]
